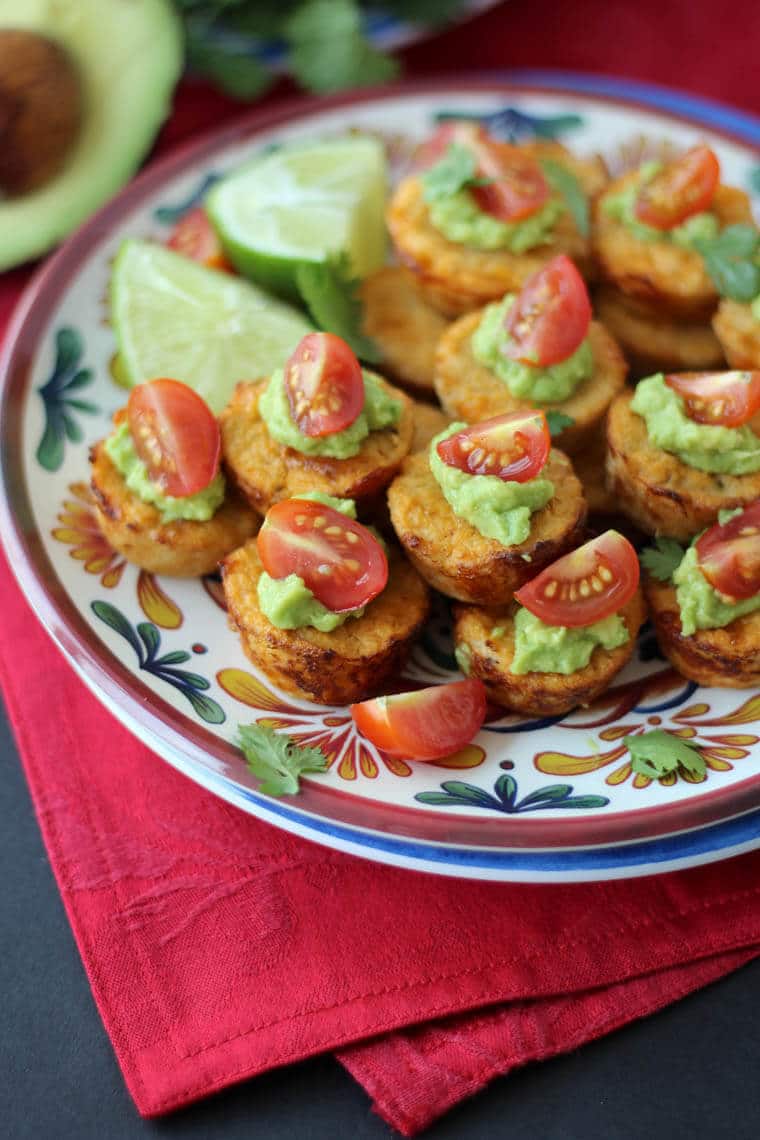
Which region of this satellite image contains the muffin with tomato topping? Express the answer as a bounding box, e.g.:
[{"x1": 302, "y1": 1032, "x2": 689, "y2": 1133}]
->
[
  {"x1": 90, "y1": 379, "x2": 258, "y2": 577},
  {"x1": 642, "y1": 503, "x2": 760, "y2": 686},
  {"x1": 595, "y1": 286, "x2": 725, "y2": 376},
  {"x1": 606, "y1": 369, "x2": 760, "y2": 541},
  {"x1": 359, "y1": 265, "x2": 450, "y2": 399},
  {"x1": 712, "y1": 295, "x2": 760, "y2": 370},
  {"x1": 592, "y1": 145, "x2": 753, "y2": 321},
  {"x1": 433, "y1": 255, "x2": 626, "y2": 456},
  {"x1": 387, "y1": 410, "x2": 586, "y2": 604},
  {"x1": 387, "y1": 122, "x2": 607, "y2": 318},
  {"x1": 453, "y1": 532, "x2": 646, "y2": 715},
  {"x1": 220, "y1": 332, "x2": 414, "y2": 516},
  {"x1": 222, "y1": 493, "x2": 430, "y2": 705}
]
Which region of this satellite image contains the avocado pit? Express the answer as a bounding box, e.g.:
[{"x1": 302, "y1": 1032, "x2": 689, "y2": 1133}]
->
[{"x1": 0, "y1": 28, "x2": 83, "y2": 196}]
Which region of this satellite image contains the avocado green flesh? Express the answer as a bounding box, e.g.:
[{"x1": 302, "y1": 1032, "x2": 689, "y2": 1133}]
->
[
  {"x1": 426, "y1": 188, "x2": 564, "y2": 253},
  {"x1": 0, "y1": 0, "x2": 182, "y2": 270},
  {"x1": 471, "y1": 295, "x2": 593, "y2": 402},
  {"x1": 509, "y1": 607, "x2": 629, "y2": 675},
  {"x1": 429, "y1": 424, "x2": 554, "y2": 546}
]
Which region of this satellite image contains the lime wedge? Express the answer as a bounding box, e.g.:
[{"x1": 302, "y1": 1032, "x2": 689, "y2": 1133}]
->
[
  {"x1": 206, "y1": 136, "x2": 388, "y2": 299},
  {"x1": 111, "y1": 239, "x2": 313, "y2": 413}
]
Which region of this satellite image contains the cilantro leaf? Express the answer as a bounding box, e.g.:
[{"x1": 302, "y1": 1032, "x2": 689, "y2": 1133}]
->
[
  {"x1": 695, "y1": 224, "x2": 760, "y2": 302},
  {"x1": 639, "y1": 536, "x2": 685, "y2": 582},
  {"x1": 625, "y1": 730, "x2": 706, "y2": 781},
  {"x1": 238, "y1": 722, "x2": 328, "y2": 796},
  {"x1": 422, "y1": 143, "x2": 485, "y2": 202},
  {"x1": 545, "y1": 410, "x2": 575, "y2": 437},
  {"x1": 184, "y1": 27, "x2": 273, "y2": 100},
  {"x1": 285, "y1": 0, "x2": 398, "y2": 94},
  {"x1": 539, "y1": 158, "x2": 590, "y2": 237},
  {"x1": 295, "y1": 254, "x2": 382, "y2": 364}
]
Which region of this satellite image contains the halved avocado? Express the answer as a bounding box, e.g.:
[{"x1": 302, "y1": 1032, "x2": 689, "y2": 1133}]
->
[{"x1": 0, "y1": 0, "x2": 183, "y2": 270}]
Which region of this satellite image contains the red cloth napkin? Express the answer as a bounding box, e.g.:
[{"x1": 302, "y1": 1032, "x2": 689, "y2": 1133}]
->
[{"x1": 3, "y1": 2, "x2": 760, "y2": 1133}]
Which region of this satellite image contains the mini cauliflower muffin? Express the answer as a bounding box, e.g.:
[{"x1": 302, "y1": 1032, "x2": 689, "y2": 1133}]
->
[
  {"x1": 360, "y1": 265, "x2": 450, "y2": 398},
  {"x1": 452, "y1": 591, "x2": 645, "y2": 715},
  {"x1": 90, "y1": 438, "x2": 257, "y2": 577},
  {"x1": 434, "y1": 310, "x2": 626, "y2": 456},
  {"x1": 595, "y1": 286, "x2": 725, "y2": 376},
  {"x1": 222, "y1": 539, "x2": 429, "y2": 706},
  {"x1": 712, "y1": 299, "x2": 760, "y2": 369},
  {"x1": 571, "y1": 428, "x2": 620, "y2": 522},
  {"x1": 409, "y1": 401, "x2": 452, "y2": 453},
  {"x1": 220, "y1": 374, "x2": 414, "y2": 516},
  {"x1": 592, "y1": 163, "x2": 752, "y2": 321},
  {"x1": 387, "y1": 444, "x2": 586, "y2": 604},
  {"x1": 388, "y1": 138, "x2": 607, "y2": 317},
  {"x1": 606, "y1": 387, "x2": 760, "y2": 541}
]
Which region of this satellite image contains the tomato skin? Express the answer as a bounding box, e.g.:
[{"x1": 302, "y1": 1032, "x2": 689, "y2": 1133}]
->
[
  {"x1": 436, "y1": 410, "x2": 550, "y2": 483},
  {"x1": 634, "y1": 144, "x2": 720, "y2": 230},
  {"x1": 665, "y1": 371, "x2": 760, "y2": 428},
  {"x1": 284, "y1": 332, "x2": 364, "y2": 438},
  {"x1": 166, "y1": 208, "x2": 230, "y2": 270},
  {"x1": 515, "y1": 530, "x2": 640, "y2": 628},
  {"x1": 350, "y1": 679, "x2": 487, "y2": 761},
  {"x1": 257, "y1": 499, "x2": 388, "y2": 613},
  {"x1": 505, "y1": 255, "x2": 592, "y2": 367},
  {"x1": 126, "y1": 378, "x2": 221, "y2": 498},
  {"x1": 696, "y1": 502, "x2": 760, "y2": 601}
]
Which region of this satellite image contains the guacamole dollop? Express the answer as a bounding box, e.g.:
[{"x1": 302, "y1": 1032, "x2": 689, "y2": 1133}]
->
[
  {"x1": 426, "y1": 187, "x2": 564, "y2": 253},
  {"x1": 471, "y1": 295, "x2": 593, "y2": 401},
  {"x1": 602, "y1": 162, "x2": 720, "y2": 247},
  {"x1": 104, "y1": 421, "x2": 225, "y2": 522},
  {"x1": 673, "y1": 541, "x2": 760, "y2": 637},
  {"x1": 257, "y1": 493, "x2": 367, "y2": 631},
  {"x1": 259, "y1": 369, "x2": 401, "y2": 459},
  {"x1": 630, "y1": 373, "x2": 760, "y2": 475},
  {"x1": 751, "y1": 293, "x2": 760, "y2": 321},
  {"x1": 429, "y1": 424, "x2": 554, "y2": 545},
  {"x1": 509, "y1": 606, "x2": 629, "y2": 675}
]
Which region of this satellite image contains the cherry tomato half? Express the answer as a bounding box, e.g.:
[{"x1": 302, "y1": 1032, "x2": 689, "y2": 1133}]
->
[
  {"x1": 257, "y1": 499, "x2": 388, "y2": 613},
  {"x1": 695, "y1": 501, "x2": 760, "y2": 601},
  {"x1": 166, "y1": 207, "x2": 230, "y2": 271},
  {"x1": 504, "y1": 255, "x2": 592, "y2": 367},
  {"x1": 126, "y1": 378, "x2": 221, "y2": 498},
  {"x1": 350, "y1": 679, "x2": 487, "y2": 761},
  {"x1": 515, "y1": 531, "x2": 640, "y2": 628},
  {"x1": 665, "y1": 371, "x2": 760, "y2": 428},
  {"x1": 284, "y1": 332, "x2": 364, "y2": 438},
  {"x1": 634, "y1": 144, "x2": 720, "y2": 230},
  {"x1": 436, "y1": 410, "x2": 550, "y2": 483}
]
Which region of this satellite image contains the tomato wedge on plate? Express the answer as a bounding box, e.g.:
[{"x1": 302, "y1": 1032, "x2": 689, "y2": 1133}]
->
[
  {"x1": 127, "y1": 378, "x2": 221, "y2": 498},
  {"x1": 504, "y1": 255, "x2": 592, "y2": 367},
  {"x1": 257, "y1": 499, "x2": 387, "y2": 613},
  {"x1": 696, "y1": 501, "x2": 760, "y2": 601},
  {"x1": 634, "y1": 144, "x2": 720, "y2": 230},
  {"x1": 665, "y1": 371, "x2": 760, "y2": 427},
  {"x1": 436, "y1": 410, "x2": 550, "y2": 482},
  {"x1": 166, "y1": 207, "x2": 230, "y2": 270},
  {"x1": 515, "y1": 531, "x2": 640, "y2": 628},
  {"x1": 284, "y1": 332, "x2": 364, "y2": 438},
  {"x1": 350, "y1": 679, "x2": 487, "y2": 761}
]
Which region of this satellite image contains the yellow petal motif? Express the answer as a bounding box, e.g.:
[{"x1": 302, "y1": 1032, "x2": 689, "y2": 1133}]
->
[{"x1": 136, "y1": 571, "x2": 183, "y2": 629}]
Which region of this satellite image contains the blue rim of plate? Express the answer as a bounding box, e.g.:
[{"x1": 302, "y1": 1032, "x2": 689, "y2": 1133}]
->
[{"x1": 3, "y1": 71, "x2": 760, "y2": 881}]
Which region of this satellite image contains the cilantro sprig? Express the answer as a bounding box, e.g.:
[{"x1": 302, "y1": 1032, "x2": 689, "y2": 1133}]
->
[
  {"x1": 545, "y1": 410, "x2": 575, "y2": 437},
  {"x1": 624, "y1": 729, "x2": 706, "y2": 781},
  {"x1": 295, "y1": 253, "x2": 382, "y2": 364},
  {"x1": 639, "y1": 536, "x2": 685, "y2": 583},
  {"x1": 422, "y1": 143, "x2": 493, "y2": 203},
  {"x1": 238, "y1": 722, "x2": 328, "y2": 796},
  {"x1": 539, "y1": 158, "x2": 590, "y2": 237},
  {"x1": 694, "y1": 223, "x2": 760, "y2": 303}
]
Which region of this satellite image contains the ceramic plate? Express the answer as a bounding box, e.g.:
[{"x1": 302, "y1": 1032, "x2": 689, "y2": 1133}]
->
[{"x1": 3, "y1": 74, "x2": 760, "y2": 882}]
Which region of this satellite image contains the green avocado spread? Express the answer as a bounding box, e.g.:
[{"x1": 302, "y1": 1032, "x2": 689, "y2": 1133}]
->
[
  {"x1": 429, "y1": 424, "x2": 554, "y2": 545},
  {"x1": 104, "y1": 421, "x2": 225, "y2": 522},
  {"x1": 509, "y1": 606, "x2": 630, "y2": 675},
  {"x1": 673, "y1": 538, "x2": 760, "y2": 637},
  {"x1": 630, "y1": 373, "x2": 760, "y2": 475},
  {"x1": 751, "y1": 294, "x2": 760, "y2": 320},
  {"x1": 259, "y1": 369, "x2": 401, "y2": 459},
  {"x1": 471, "y1": 295, "x2": 593, "y2": 402},
  {"x1": 257, "y1": 493, "x2": 368, "y2": 632},
  {"x1": 602, "y1": 162, "x2": 720, "y2": 247}
]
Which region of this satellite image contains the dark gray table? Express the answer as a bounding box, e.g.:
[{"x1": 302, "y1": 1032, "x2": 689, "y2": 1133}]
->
[{"x1": 2, "y1": 696, "x2": 759, "y2": 1140}]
